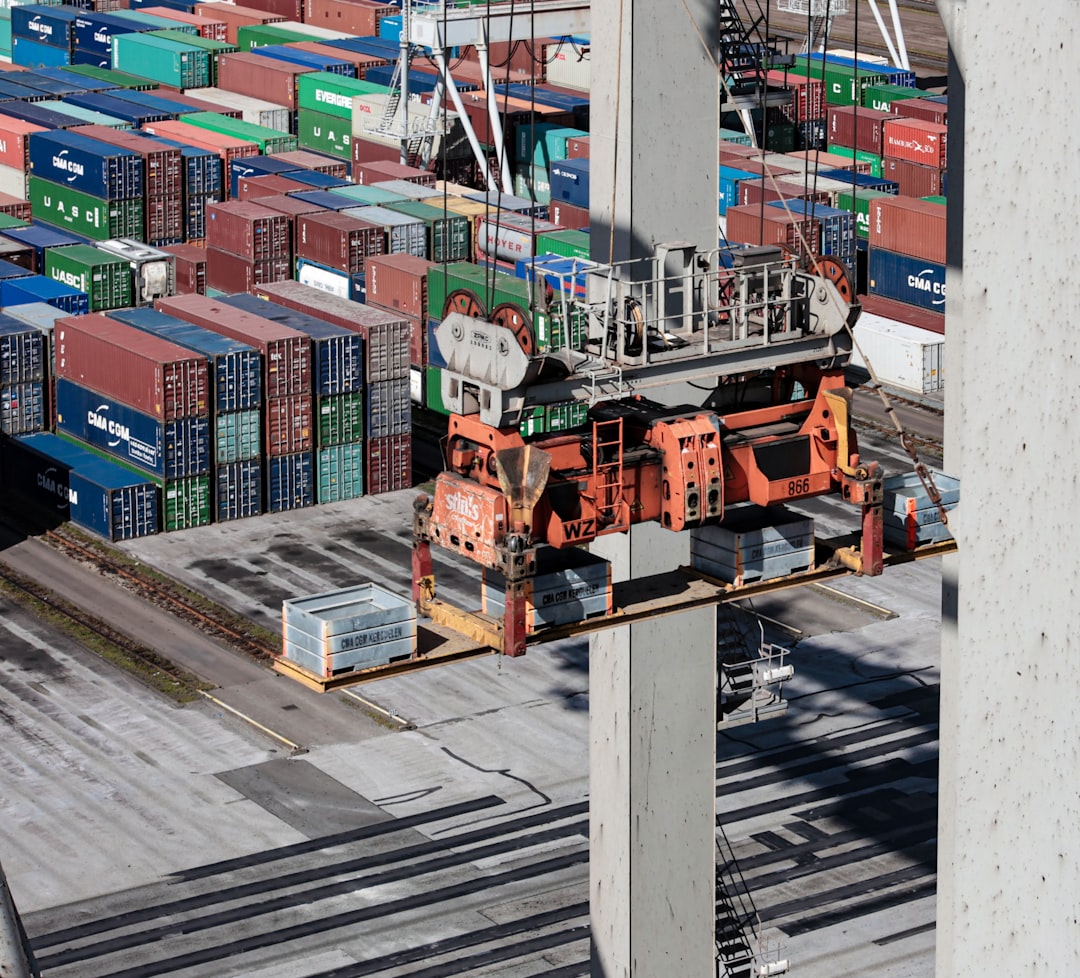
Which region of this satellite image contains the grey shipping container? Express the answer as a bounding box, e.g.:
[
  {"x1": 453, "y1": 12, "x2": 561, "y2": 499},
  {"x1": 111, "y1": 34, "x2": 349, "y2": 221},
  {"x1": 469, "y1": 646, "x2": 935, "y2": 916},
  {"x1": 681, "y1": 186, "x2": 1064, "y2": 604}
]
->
[{"x1": 364, "y1": 376, "x2": 410, "y2": 438}]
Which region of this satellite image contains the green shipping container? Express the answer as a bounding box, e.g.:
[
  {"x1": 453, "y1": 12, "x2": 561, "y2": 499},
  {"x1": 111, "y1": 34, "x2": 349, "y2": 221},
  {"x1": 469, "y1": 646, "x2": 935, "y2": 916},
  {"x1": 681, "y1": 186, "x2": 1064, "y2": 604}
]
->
[
  {"x1": 545, "y1": 400, "x2": 588, "y2": 432},
  {"x1": 836, "y1": 188, "x2": 893, "y2": 240},
  {"x1": 148, "y1": 30, "x2": 238, "y2": 86},
  {"x1": 215, "y1": 409, "x2": 261, "y2": 464},
  {"x1": 297, "y1": 71, "x2": 389, "y2": 121},
  {"x1": 535, "y1": 301, "x2": 587, "y2": 353},
  {"x1": 518, "y1": 405, "x2": 546, "y2": 437},
  {"x1": 426, "y1": 261, "x2": 533, "y2": 325},
  {"x1": 384, "y1": 200, "x2": 470, "y2": 264},
  {"x1": 44, "y1": 245, "x2": 133, "y2": 311},
  {"x1": 156, "y1": 474, "x2": 212, "y2": 530},
  {"x1": 236, "y1": 23, "x2": 314, "y2": 51},
  {"x1": 862, "y1": 81, "x2": 921, "y2": 113},
  {"x1": 62, "y1": 65, "x2": 160, "y2": 91},
  {"x1": 328, "y1": 184, "x2": 408, "y2": 207},
  {"x1": 317, "y1": 392, "x2": 363, "y2": 447},
  {"x1": 423, "y1": 365, "x2": 448, "y2": 414},
  {"x1": 297, "y1": 109, "x2": 351, "y2": 160},
  {"x1": 0, "y1": 214, "x2": 29, "y2": 230},
  {"x1": 761, "y1": 122, "x2": 798, "y2": 153},
  {"x1": 29, "y1": 176, "x2": 144, "y2": 243},
  {"x1": 316, "y1": 443, "x2": 364, "y2": 503},
  {"x1": 826, "y1": 143, "x2": 884, "y2": 178},
  {"x1": 536, "y1": 229, "x2": 589, "y2": 260},
  {"x1": 787, "y1": 59, "x2": 888, "y2": 107},
  {"x1": 720, "y1": 128, "x2": 753, "y2": 147},
  {"x1": 513, "y1": 164, "x2": 551, "y2": 205},
  {"x1": 112, "y1": 33, "x2": 211, "y2": 90},
  {"x1": 180, "y1": 111, "x2": 297, "y2": 154},
  {"x1": 921, "y1": 195, "x2": 948, "y2": 205}
]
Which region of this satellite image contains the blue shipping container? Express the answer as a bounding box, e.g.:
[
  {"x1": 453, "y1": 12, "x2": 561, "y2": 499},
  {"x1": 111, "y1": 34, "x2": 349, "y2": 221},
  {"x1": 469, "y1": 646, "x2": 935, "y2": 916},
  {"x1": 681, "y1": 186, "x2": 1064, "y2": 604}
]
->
[
  {"x1": 253, "y1": 44, "x2": 356, "y2": 77},
  {"x1": 285, "y1": 169, "x2": 349, "y2": 190},
  {"x1": 719, "y1": 165, "x2": 757, "y2": 216},
  {"x1": 0, "y1": 260, "x2": 33, "y2": 283},
  {"x1": 815, "y1": 169, "x2": 900, "y2": 194},
  {"x1": 9, "y1": 71, "x2": 85, "y2": 96},
  {"x1": 30, "y1": 67, "x2": 120, "y2": 92},
  {"x1": 70, "y1": 48, "x2": 111, "y2": 69},
  {"x1": 55, "y1": 377, "x2": 211, "y2": 479},
  {"x1": 0, "y1": 315, "x2": 46, "y2": 383},
  {"x1": 6, "y1": 431, "x2": 159, "y2": 540},
  {"x1": 28, "y1": 128, "x2": 143, "y2": 200},
  {"x1": 0, "y1": 275, "x2": 89, "y2": 315},
  {"x1": 63, "y1": 90, "x2": 171, "y2": 126},
  {"x1": 267, "y1": 451, "x2": 314, "y2": 513},
  {"x1": 1, "y1": 224, "x2": 86, "y2": 269},
  {"x1": 867, "y1": 247, "x2": 946, "y2": 311},
  {"x1": 72, "y1": 12, "x2": 144, "y2": 60},
  {"x1": 802, "y1": 52, "x2": 916, "y2": 88},
  {"x1": 11, "y1": 5, "x2": 79, "y2": 51},
  {"x1": 1, "y1": 383, "x2": 46, "y2": 435},
  {"x1": 221, "y1": 293, "x2": 363, "y2": 395},
  {"x1": 365, "y1": 376, "x2": 410, "y2": 438},
  {"x1": 228, "y1": 155, "x2": 301, "y2": 199},
  {"x1": 109, "y1": 306, "x2": 262, "y2": 412},
  {"x1": 0, "y1": 97, "x2": 81, "y2": 129},
  {"x1": 133, "y1": 129, "x2": 222, "y2": 194},
  {"x1": 322, "y1": 36, "x2": 398, "y2": 59},
  {"x1": 216, "y1": 458, "x2": 263, "y2": 521},
  {"x1": 12, "y1": 36, "x2": 72, "y2": 69},
  {"x1": 549, "y1": 158, "x2": 589, "y2": 209},
  {"x1": 0, "y1": 78, "x2": 52, "y2": 101},
  {"x1": 287, "y1": 189, "x2": 357, "y2": 211},
  {"x1": 767, "y1": 199, "x2": 855, "y2": 268}
]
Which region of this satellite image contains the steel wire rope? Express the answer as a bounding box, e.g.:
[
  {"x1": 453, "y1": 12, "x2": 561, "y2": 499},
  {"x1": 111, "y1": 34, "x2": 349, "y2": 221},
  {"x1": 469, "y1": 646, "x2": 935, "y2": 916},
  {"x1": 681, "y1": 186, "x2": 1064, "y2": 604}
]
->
[
  {"x1": 485, "y1": 0, "x2": 515, "y2": 313},
  {"x1": 685, "y1": 0, "x2": 951, "y2": 527}
]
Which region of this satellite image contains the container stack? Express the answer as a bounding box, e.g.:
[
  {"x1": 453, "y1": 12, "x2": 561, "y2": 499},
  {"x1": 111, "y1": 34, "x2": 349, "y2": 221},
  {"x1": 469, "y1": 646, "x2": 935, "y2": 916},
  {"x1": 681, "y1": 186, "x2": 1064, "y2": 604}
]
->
[
  {"x1": 867, "y1": 194, "x2": 947, "y2": 316},
  {"x1": 0, "y1": 117, "x2": 46, "y2": 202},
  {"x1": 155, "y1": 292, "x2": 315, "y2": 513},
  {"x1": 0, "y1": 312, "x2": 48, "y2": 436},
  {"x1": 11, "y1": 5, "x2": 78, "y2": 71},
  {"x1": 298, "y1": 71, "x2": 379, "y2": 165},
  {"x1": 206, "y1": 198, "x2": 291, "y2": 291},
  {"x1": 111, "y1": 306, "x2": 265, "y2": 521},
  {"x1": 53, "y1": 312, "x2": 213, "y2": 530}
]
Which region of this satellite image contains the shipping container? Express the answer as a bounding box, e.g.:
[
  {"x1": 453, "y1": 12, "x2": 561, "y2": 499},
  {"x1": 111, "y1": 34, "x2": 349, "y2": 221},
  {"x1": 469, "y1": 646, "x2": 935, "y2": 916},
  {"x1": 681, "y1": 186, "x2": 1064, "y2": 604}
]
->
[
  {"x1": 297, "y1": 108, "x2": 351, "y2": 159},
  {"x1": 384, "y1": 199, "x2": 470, "y2": 264},
  {"x1": 328, "y1": 183, "x2": 406, "y2": 208},
  {"x1": 63, "y1": 63, "x2": 161, "y2": 90},
  {"x1": 213, "y1": 407, "x2": 261, "y2": 463},
  {"x1": 0, "y1": 116, "x2": 45, "y2": 173},
  {"x1": 0, "y1": 314, "x2": 46, "y2": 384},
  {"x1": 216, "y1": 49, "x2": 314, "y2": 109},
  {"x1": 250, "y1": 279, "x2": 410, "y2": 381},
  {"x1": 826, "y1": 104, "x2": 892, "y2": 154},
  {"x1": 220, "y1": 292, "x2": 363, "y2": 395},
  {"x1": 868, "y1": 195, "x2": 946, "y2": 264},
  {"x1": 197, "y1": 87, "x2": 291, "y2": 134},
  {"x1": 154, "y1": 472, "x2": 211, "y2": 530},
  {"x1": 54, "y1": 376, "x2": 210, "y2": 478},
  {"x1": 272, "y1": 148, "x2": 349, "y2": 178},
  {"x1": 131, "y1": 127, "x2": 224, "y2": 196},
  {"x1": 110, "y1": 305, "x2": 262, "y2": 412},
  {"x1": 848, "y1": 311, "x2": 944, "y2": 395},
  {"x1": 112, "y1": 32, "x2": 211, "y2": 89},
  {"x1": 814, "y1": 169, "x2": 899, "y2": 195},
  {"x1": 353, "y1": 158, "x2": 434, "y2": 187},
  {"x1": 248, "y1": 192, "x2": 323, "y2": 253},
  {"x1": 0, "y1": 240, "x2": 35, "y2": 271},
  {"x1": 28, "y1": 175, "x2": 144, "y2": 242},
  {"x1": 206, "y1": 199, "x2": 290, "y2": 260},
  {"x1": 867, "y1": 247, "x2": 946, "y2": 312},
  {"x1": 0, "y1": 274, "x2": 89, "y2": 315},
  {"x1": 229, "y1": 153, "x2": 302, "y2": 196},
  {"x1": 426, "y1": 258, "x2": 533, "y2": 327},
  {"x1": 287, "y1": 188, "x2": 357, "y2": 211},
  {"x1": 62, "y1": 90, "x2": 173, "y2": 126},
  {"x1": 191, "y1": 3, "x2": 285, "y2": 46},
  {"x1": 140, "y1": 6, "x2": 228, "y2": 42},
  {"x1": 236, "y1": 172, "x2": 310, "y2": 201},
  {"x1": 266, "y1": 448, "x2": 313, "y2": 511},
  {"x1": 303, "y1": 0, "x2": 389, "y2": 37},
  {"x1": 293, "y1": 256, "x2": 363, "y2": 301},
  {"x1": 35, "y1": 97, "x2": 135, "y2": 129},
  {"x1": 44, "y1": 243, "x2": 133, "y2": 310},
  {"x1": 363, "y1": 431, "x2": 409, "y2": 494},
  {"x1": 113, "y1": 85, "x2": 241, "y2": 119},
  {"x1": 253, "y1": 42, "x2": 354, "y2": 76},
  {"x1": 291, "y1": 40, "x2": 385, "y2": 79},
  {"x1": 109, "y1": 9, "x2": 200, "y2": 33},
  {"x1": 859, "y1": 292, "x2": 944, "y2": 336},
  {"x1": 93, "y1": 238, "x2": 176, "y2": 306},
  {"x1": 364, "y1": 375, "x2": 409, "y2": 438},
  {"x1": 180, "y1": 111, "x2": 297, "y2": 154},
  {"x1": 315, "y1": 390, "x2": 362, "y2": 446},
  {"x1": 548, "y1": 158, "x2": 589, "y2": 209},
  {"x1": 0, "y1": 258, "x2": 30, "y2": 284},
  {"x1": 880, "y1": 156, "x2": 946, "y2": 198},
  {"x1": 11, "y1": 4, "x2": 79, "y2": 51},
  {"x1": 294, "y1": 209, "x2": 383, "y2": 274},
  {"x1": 476, "y1": 211, "x2": 562, "y2": 265},
  {"x1": 0, "y1": 99, "x2": 89, "y2": 130},
  {"x1": 1, "y1": 382, "x2": 46, "y2": 435},
  {"x1": 141, "y1": 118, "x2": 258, "y2": 178},
  {"x1": 5, "y1": 431, "x2": 159, "y2": 540},
  {"x1": 364, "y1": 252, "x2": 433, "y2": 320},
  {"x1": 205, "y1": 247, "x2": 290, "y2": 291},
  {"x1": 216, "y1": 457, "x2": 262, "y2": 521},
  {"x1": 882, "y1": 117, "x2": 947, "y2": 169},
  {"x1": 296, "y1": 69, "x2": 385, "y2": 120},
  {"x1": 160, "y1": 242, "x2": 206, "y2": 295},
  {"x1": 837, "y1": 187, "x2": 893, "y2": 240},
  {"x1": 766, "y1": 199, "x2": 855, "y2": 269},
  {"x1": 725, "y1": 205, "x2": 822, "y2": 259},
  {"x1": 2, "y1": 223, "x2": 80, "y2": 267},
  {"x1": 262, "y1": 390, "x2": 312, "y2": 455},
  {"x1": 313, "y1": 441, "x2": 363, "y2": 502},
  {"x1": 891, "y1": 96, "x2": 947, "y2": 125},
  {"x1": 341, "y1": 204, "x2": 426, "y2": 258},
  {"x1": 156, "y1": 292, "x2": 311, "y2": 398},
  {"x1": 70, "y1": 125, "x2": 178, "y2": 197}
]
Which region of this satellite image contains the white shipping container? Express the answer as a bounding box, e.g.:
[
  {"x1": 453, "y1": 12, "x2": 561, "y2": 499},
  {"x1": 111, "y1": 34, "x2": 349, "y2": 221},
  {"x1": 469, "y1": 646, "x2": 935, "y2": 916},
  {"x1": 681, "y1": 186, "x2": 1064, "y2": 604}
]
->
[
  {"x1": 296, "y1": 259, "x2": 351, "y2": 299},
  {"x1": 274, "y1": 21, "x2": 352, "y2": 40},
  {"x1": 546, "y1": 42, "x2": 590, "y2": 92},
  {"x1": 849, "y1": 311, "x2": 945, "y2": 394},
  {"x1": 192, "y1": 87, "x2": 291, "y2": 132},
  {"x1": 350, "y1": 92, "x2": 393, "y2": 134},
  {"x1": 409, "y1": 365, "x2": 422, "y2": 405},
  {"x1": 0, "y1": 163, "x2": 27, "y2": 199}
]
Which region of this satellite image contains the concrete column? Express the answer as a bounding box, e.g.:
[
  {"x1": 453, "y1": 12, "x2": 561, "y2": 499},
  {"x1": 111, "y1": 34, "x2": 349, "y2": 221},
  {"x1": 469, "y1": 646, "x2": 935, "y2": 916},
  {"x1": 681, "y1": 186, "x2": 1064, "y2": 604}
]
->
[
  {"x1": 590, "y1": 605, "x2": 717, "y2": 977},
  {"x1": 936, "y1": 3, "x2": 1080, "y2": 976},
  {"x1": 588, "y1": 0, "x2": 719, "y2": 263}
]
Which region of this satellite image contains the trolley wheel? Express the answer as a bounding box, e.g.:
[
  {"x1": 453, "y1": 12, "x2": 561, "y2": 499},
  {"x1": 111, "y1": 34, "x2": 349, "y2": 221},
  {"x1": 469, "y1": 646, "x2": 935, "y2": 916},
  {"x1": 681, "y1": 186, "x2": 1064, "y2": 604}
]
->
[
  {"x1": 814, "y1": 255, "x2": 854, "y2": 304},
  {"x1": 489, "y1": 302, "x2": 536, "y2": 357},
  {"x1": 444, "y1": 288, "x2": 486, "y2": 319}
]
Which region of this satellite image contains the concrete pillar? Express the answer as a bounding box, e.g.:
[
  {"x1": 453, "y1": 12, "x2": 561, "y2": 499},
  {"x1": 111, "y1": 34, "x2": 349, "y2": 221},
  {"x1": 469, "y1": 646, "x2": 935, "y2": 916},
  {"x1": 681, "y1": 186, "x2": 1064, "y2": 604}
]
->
[
  {"x1": 588, "y1": 0, "x2": 719, "y2": 263},
  {"x1": 590, "y1": 605, "x2": 717, "y2": 977},
  {"x1": 936, "y1": 4, "x2": 1080, "y2": 976}
]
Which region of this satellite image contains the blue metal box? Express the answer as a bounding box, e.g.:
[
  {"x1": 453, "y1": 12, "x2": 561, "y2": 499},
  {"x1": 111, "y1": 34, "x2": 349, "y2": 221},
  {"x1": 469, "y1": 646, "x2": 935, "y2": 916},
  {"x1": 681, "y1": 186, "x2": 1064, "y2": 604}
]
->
[{"x1": 28, "y1": 128, "x2": 144, "y2": 200}]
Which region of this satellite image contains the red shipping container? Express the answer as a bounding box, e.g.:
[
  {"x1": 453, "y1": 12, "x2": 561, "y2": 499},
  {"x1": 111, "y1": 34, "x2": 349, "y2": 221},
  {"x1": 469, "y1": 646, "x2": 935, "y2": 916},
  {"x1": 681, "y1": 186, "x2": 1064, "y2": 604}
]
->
[
  {"x1": 217, "y1": 52, "x2": 315, "y2": 111},
  {"x1": 403, "y1": 312, "x2": 423, "y2": 366},
  {"x1": 881, "y1": 156, "x2": 946, "y2": 198},
  {"x1": 145, "y1": 194, "x2": 185, "y2": 246},
  {"x1": 365, "y1": 253, "x2": 434, "y2": 322},
  {"x1": 236, "y1": 173, "x2": 310, "y2": 201},
  {"x1": 207, "y1": 200, "x2": 291, "y2": 260},
  {"x1": 0, "y1": 116, "x2": 45, "y2": 172},
  {"x1": 787, "y1": 148, "x2": 873, "y2": 175},
  {"x1": 205, "y1": 248, "x2": 291, "y2": 292},
  {"x1": 858, "y1": 293, "x2": 945, "y2": 336},
  {"x1": 0, "y1": 240, "x2": 34, "y2": 270},
  {"x1": 270, "y1": 149, "x2": 348, "y2": 179},
  {"x1": 353, "y1": 159, "x2": 436, "y2": 187},
  {"x1": 249, "y1": 193, "x2": 324, "y2": 255},
  {"x1": 868, "y1": 195, "x2": 946, "y2": 264},
  {"x1": 264, "y1": 392, "x2": 313, "y2": 456},
  {"x1": 827, "y1": 105, "x2": 892, "y2": 155},
  {"x1": 289, "y1": 42, "x2": 387, "y2": 78},
  {"x1": 140, "y1": 6, "x2": 229, "y2": 41},
  {"x1": 303, "y1": 0, "x2": 393, "y2": 36},
  {"x1": 352, "y1": 134, "x2": 404, "y2": 170},
  {"x1": 142, "y1": 120, "x2": 259, "y2": 175},
  {"x1": 162, "y1": 244, "x2": 207, "y2": 295},
  {"x1": 882, "y1": 118, "x2": 947, "y2": 169},
  {"x1": 549, "y1": 201, "x2": 589, "y2": 229},
  {"x1": 235, "y1": 0, "x2": 302, "y2": 22},
  {"x1": 567, "y1": 136, "x2": 590, "y2": 160},
  {"x1": 156, "y1": 294, "x2": 312, "y2": 397},
  {"x1": 736, "y1": 178, "x2": 813, "y2": 208},
  {"x1": 192, "y1": 3, "x2": 285, "y2": 44},
  {"x1": 365, "y1": 433, "x2": 411, "y2": 494},
  {"x1": 0, "y1": 192, "x2": 31, "y2": 222},
  {"x1": 725, "y1": 206, "x2": 821, "y2": 260},
  {"x1": 766, "y1": 70, "x2": 824, "y2": 124},
  {"x1": 296, "y1": 211, "x2": 384, "y2": 274},
  {"x1": 891, "y1": 97, "x2": 947, "y2": 126},
  {"x1": 72, "y1": 125, "x2": 184, "y2": 197},
  {"x1": 463, "y1": 38, "x2": 552, "y2": 81},
  {"x1": 718, "y1": 142, "x2": 761, "y2": 161},
  {"x1": 54, "y1": 313, "x2": 209, "y2": 421}
]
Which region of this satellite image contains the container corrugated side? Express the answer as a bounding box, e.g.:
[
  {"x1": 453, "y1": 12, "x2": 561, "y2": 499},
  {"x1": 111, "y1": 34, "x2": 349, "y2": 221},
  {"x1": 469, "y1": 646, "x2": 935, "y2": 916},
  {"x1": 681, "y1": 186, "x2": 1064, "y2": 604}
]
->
[
  {"x1": 364, "y1": 375, "x2": 410, "y2": 438},
  {"x1": 216, "y1": 457, "x2": 263, "y2": 521},
  {"x1": 1, "y1": 383, "x2": 46, "y2": 435},
  {"x1": 28, "y1": 175, "x2": 145, "y2": 242},
  {"x1": 266, "y1": 449, "x2": 314, "y2": 512},
  {"x1": 848, "y1": 310, "x2": 944, "y2": 395},
  {"x1": 27, "y1": 127, "x2": 144, "y2": 200},
  {"x1": 157, "y1": 473, "x2": 212, "y2": 530},
  {"x1": 214, "y1": 408, "x2": 261, "y2": 463},
  {"x1": 205, "y1": 249, "x2": 291, "y2": 292},
  {"x1": 364, "y1": 252, "x2": 433, "y2": 320},
  {"x1": 315, "y1": 391, "x2": 362, "y2": 446},
  {"x1": 868, "y1": 196, "x2": 946, "y2": 264},
  {"x1": 867, "y1": 248, "x2": 946, "y2": 312},
  {"x1": 0, "y1": 315, "x2": 46, "y2": 384},
  {"x1": 295, "y1": 209, "x2": 384, "y2": 274},
  {"x1": 206, "y1": 199, "x2": 291, "y2": 260},
  {"x1": 315, "y1": 441, "x2": 363, "y2": 502},
  {"x1": 363, "y1": 432, "x2": 410, "y2": 494},
  {"x1": 44, "y1": 244, "x2": 133, "y2": 311}
]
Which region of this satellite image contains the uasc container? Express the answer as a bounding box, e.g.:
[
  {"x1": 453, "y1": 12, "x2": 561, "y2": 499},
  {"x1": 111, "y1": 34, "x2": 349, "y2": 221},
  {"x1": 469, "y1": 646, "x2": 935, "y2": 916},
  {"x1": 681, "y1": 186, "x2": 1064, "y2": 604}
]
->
[{"x1": 45, "y1": 244, "x2": 134, "y2": 311}]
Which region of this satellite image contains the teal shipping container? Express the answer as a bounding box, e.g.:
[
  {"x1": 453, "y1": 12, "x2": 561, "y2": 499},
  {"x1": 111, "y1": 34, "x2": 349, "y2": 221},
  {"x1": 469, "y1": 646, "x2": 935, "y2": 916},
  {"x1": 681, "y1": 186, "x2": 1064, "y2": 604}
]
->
[
  {"x1": 316, "y1": 442, "x2": 364, "y2": 503},
  {"x1": 112, "y1": 33, "x2": 211, "y2": 90}
]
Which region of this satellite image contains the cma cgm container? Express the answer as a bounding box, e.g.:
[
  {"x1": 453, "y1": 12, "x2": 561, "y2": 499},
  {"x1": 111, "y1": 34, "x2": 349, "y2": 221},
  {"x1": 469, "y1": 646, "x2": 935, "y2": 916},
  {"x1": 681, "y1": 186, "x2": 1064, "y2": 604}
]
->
[
  {"x1": 110, "y1": 305, "x2": 262, "y2": 413},
  {"x1": 220, "y1": 292, "x2": 363, "y2": 395},
  {"x1": 45, "y1": 244, "x2": 133, "y2": 311},
  {"x1": 251, "y1": 279, "x2": 410, "y2": 382},
  {"x1": 28, "y1": 176, "x2": 144, "y2": 242},
  {"x1": 54, "y1": 312, "x2": 209, "y2": 420},
  {"x1": 228, "y1": 153, "x2": 300, "y2": 196},
  {"x1": 867, "y1": 248, "x2": 946, "y2": 312},
  {"x1": 55, "y1": 377, "x2": 211, "y2": 478},
  {"x1": 6, "y1": 431, "x2": 159, "y2": 540},
  {"x1": 207, "y1": 199, "x2": 290, "y2": 260},
  {"x1": 11, "y1": 5, "x2": 79, "y2": 52},
  {"x1": 295, "y1": 209, "x2": 383, "y2": 274},
  {"x1": 156, "y1": 293, "x2": 312, "y2": 398}
]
